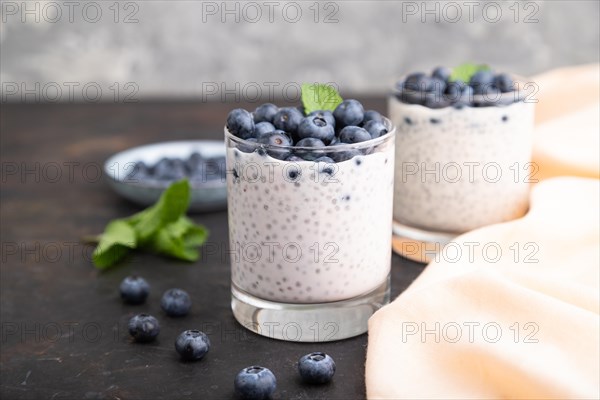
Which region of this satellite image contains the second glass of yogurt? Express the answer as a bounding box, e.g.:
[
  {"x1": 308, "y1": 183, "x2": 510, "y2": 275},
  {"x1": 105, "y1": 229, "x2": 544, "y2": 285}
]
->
[
  {"x1": 225, "y1": 101, "x2": 395, "y2": 342},
  {"x1": 388, "y1": 66, "x2": 535, "y2": 262}
]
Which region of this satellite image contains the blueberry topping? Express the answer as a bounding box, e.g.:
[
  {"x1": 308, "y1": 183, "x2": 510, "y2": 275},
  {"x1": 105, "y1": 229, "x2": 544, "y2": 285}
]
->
[
  {"x1": 175, "y1": 330, "x2": 210, "y2": 361},
  {"x1": 234, "y1": 366, "x2": 277, "y2": 400},
  {"x1": 333, "y1": 99, "x2": 364, "y2": 128},
  {"x1": 160, "y1": 288, "x2": 192, "y2": 317},
  {"x1": 339, "y1": 126, "x2": 371, "y2": 144},
  {"x1": 362, "y1": 110, "x2": 384, "y2": 125},
  {"x1": 154, "y1": 157, "x2": 186, "y2": 181},
  {"x1": 239, "y1": 137, "x2": 258, "y2": 153},
  {"x1": 444, "y1": 81, "x2": 464, "y2": 101},
  {"x1": 494, "y1": 73, "x2": 514, "y2": 93},
  {"x1": 257, "y1": 131, "x2": 293, "y2": 160},
  {"x1": 253, "y1": 103, "x2": 278, "y2": 124},
  {"x1": 273, "y1": 107, "x2": 303, "y2": 134},
  {"x1": 297, "y1": 352, "x2": 336, "y2": 384},
  {"x1": 469, "y1": 70, "x2": 495, "y2": 94},
  {"x1": 404, "y1": 72, "x2": 434, "y2": 92},
  {"x1": 362, "y1": 120, "x2": 389, "y2": 139},
  {"x1": 328, "y1": 143, "x2": 362, "y2": 162},
  {"x1": 119, "y1": 275, "x2": 150, "y2": 304},
  {"x1": 227, "y1": 108, "x2": 255, "y2": 139},
  {"x1": 432, "y1": 66, "x2": 452, "y2": 82},
  {"x1": 308, "y1": 110, "x2": 336, "y2": 128},
  {"x1": 128, "y1": 314, "x2": 160, "y2": 343},
  {"x1": 295, "y1": 137, "x2": 326, "y2": 161},
  {"x1": 297, "y1": 116, "x2": 335, "y2": 144},
  {"x1": 254, "y1": 122, "x2": 276, "y2": 138}
]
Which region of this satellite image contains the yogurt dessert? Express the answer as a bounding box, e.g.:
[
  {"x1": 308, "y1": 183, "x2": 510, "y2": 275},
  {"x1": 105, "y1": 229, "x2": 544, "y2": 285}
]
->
[
  {"x1": 389, "y1": 66, "x2": 535, "y2": 235},
  {"x1": 225, "y1": 84, "x2": 395, "y2": 341}
]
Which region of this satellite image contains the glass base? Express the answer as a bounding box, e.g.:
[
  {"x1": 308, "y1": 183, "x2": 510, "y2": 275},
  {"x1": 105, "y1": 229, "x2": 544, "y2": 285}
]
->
[
  {"x1": 231, "y1": 274, "x2": 391, "y2": 342},
  {"x1": 392, "y1": 220, "x2": 458, "y2": 264}
]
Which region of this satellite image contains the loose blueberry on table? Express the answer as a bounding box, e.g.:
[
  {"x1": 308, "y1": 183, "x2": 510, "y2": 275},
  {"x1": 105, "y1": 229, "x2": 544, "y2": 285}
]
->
[
  {"x1": 175, "y1": 329, "x2": 210, "y2": 361},
  {"x1": 128, "y1": 314, "x2": 160, "y2": 343},
  {"x1": 234, "y1": 366, "x2": 277, "y2": 400},
  {"x1": 119, "y1": 275, "x2": 150, "y2": 304},
  {"x1": 161, "y1": 288, "x2": 192, "y2": 317},
  {"x1": 297, "y1": 352, "x2": 336, "y2": 384},
  {"x1": 396, "y1": 65, "x2": 518, "y2": 108}
]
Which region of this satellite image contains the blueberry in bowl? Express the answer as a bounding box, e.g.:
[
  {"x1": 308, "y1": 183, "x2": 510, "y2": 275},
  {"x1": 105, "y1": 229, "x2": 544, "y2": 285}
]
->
[{"x1": 104, "y1": 140, "x2": 227, "y2": 212}]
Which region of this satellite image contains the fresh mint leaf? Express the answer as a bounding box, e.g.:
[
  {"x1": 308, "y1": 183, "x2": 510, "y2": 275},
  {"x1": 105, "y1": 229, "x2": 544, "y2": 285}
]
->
[
  {"x1": 92, "y1": 219, "x2": 136, "y2": 269},
  {"x1": 150, "y1": 216, "x2": 209, "y2": 262},
  {"x1": 449, "y1": 63, "x2": 490, "y2": 83},
  {"x1": 128, "y1": 179, "x2": 191, "y2": 243},
  {"x1": 91, "y1": 179, "x2": 209, "y2": 269},
  {"x1": 301, "y1": 83, "x2": 343, "y2": 114}
]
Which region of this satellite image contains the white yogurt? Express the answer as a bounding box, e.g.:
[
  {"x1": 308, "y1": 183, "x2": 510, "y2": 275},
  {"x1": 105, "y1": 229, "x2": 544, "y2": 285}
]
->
[
  {"x1": 226, "y1": 134, "x2": 395, "y2": 303},
  {"x1": 389, "y1": 96, "x2": 535, "y2": 233}
]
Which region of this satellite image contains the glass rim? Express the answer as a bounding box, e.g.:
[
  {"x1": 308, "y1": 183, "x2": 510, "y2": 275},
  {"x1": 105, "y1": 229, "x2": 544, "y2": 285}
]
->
[{"x1": 224, "y1": 117, "x2": 396, "y2": 152}]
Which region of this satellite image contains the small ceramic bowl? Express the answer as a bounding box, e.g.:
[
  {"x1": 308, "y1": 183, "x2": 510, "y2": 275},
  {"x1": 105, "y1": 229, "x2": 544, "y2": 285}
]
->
[{"x1": 104, "y1": 140, "x2": 227, "y2": 212}]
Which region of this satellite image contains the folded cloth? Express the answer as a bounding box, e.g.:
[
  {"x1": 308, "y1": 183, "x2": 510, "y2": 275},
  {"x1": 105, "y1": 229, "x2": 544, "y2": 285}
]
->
[
  {"x1": 533, "y1": 64, "x2": 600, "y2": 179},
  {"x1": 368, "y1": 65, "x2": 600, "y2": 399}
]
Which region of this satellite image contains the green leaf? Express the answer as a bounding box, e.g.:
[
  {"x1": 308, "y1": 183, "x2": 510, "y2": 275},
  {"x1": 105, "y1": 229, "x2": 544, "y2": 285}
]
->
[
  {"x1": 128, "y1": 179, "x2": 191, "y2": 243},
  {"x1": 92, "y1": 219, "x2": 137, "y2": 269},
  {"x1": 149, "y1": 216, "x2": 209, "y2": 262},
  {"x1": 449, "y1": 63, "x2": 490, "y2": 83},
  {"x1": 301, "y1": 83, "x2": 343, "y2": 114}
]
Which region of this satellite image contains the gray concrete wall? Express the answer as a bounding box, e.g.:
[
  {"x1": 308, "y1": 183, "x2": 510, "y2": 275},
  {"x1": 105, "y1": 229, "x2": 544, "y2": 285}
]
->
[{"x1": 1, "y1": 0, "x2": 598, "y2": 102}]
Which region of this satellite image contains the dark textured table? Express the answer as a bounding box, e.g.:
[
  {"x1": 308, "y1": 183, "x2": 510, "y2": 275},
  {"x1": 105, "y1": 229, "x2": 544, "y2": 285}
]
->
[{"x1": 0, "y1": 100, "x2": 425, "y2": 400}]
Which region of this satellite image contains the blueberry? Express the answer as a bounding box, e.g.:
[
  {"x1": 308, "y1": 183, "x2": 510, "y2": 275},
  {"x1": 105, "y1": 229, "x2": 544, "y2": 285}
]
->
[
  {"x1": 362, "y1": 110, "x2": 384, "y2": 125},
  {"x1": 328, "y1": 143, "x2": 362, "y2": 162},
  {"x1": 494, "y1": 73, "x2": 514, "y2": 93},
  {"x1": 469, "y1": 70, "x2": 495, "y2": 94},
  {"x1": 238, "y1": 137, "x2": 258, "y2": 153},
  {"x1": 456, "y1": 85, "x2": 474, "y2": 106},
  {"x1": 153, "y1": 158, "x2": 186, "y2": 181},
  {"x1": 398, "y1": 90, "x2": 426, "y2": 105},
  {"x1": 295, "y1": 137, "x2": 326, "y2": 161},
  {"x1": 120, "y1": 276, "x2": 150, "y2": 304},
  {"x1": 227, "y1": 109, "x2": 255, "y2": 139},
  {"x1": 253, "y1": 103, "x2": 278, "y2": 124},
  {"x1": 185, "y1": 152, "x2": 204, "y2": 172},
  {"x1": 126, "y1": 161, "x2": 150, "y2": 182},
  {"x1": 339, "y1": 126, "x2": 371, "y2": 144},
  {"x1": 175, "y1": 330, "x2": 210, "y2": 361},
  {"x1": 128, "y1": 314, "x2": 160, "y2": 343},
  {"x1": 234, "y1": 366, "x2": 277, "y2": 400},
  {"x1": 404, "y1": 72, "x2": 434, "y2": 92},
  {"x1": 308, "y1": 110, "x2": 336, "y2": 129},
  {"x1": 298, "y1": 352, "x2": 336, "y2": 384},
  {"x1": 444, "y1": 81, "x2": 464, "y2": 101},
  {"x1": 362, "y1": 120, "x2": 389, "y2": 139},
  {"x1": 423, "y1": 94, "x2": 451, "y2": 109},
  {"x1": 432, "y1": 66, "x2": 452, "y2": 82},
  {"x1": 161, "y1": 288, "x2": 192, "y2": 317},
  {"x1": 297, "y1": 116, "x2": 335, "y2": 144},
  {"x1": 257, "y1": 131, "x2": 292, "y2": 160},
  {"x1": 273, "y1": 107, "x2": 303, "y2": 134},
  {"x1": 254, "y1": 122, "x2": 276, "y2": 138},
  {"x1": 333, "y1": 99, "x2": 364, "y2": 127}
]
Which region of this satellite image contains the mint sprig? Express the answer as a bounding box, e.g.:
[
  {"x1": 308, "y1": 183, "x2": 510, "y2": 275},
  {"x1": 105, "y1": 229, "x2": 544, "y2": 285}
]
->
[
  {"x1": 449, "y1": 63, "x2": 490, "y2": 83},
  {"x1": 91, "y1": 179, "x2": 209, "y2": 269},
  {"x1": 301, "y1": 83, "x2": 343, "y2": 114}
]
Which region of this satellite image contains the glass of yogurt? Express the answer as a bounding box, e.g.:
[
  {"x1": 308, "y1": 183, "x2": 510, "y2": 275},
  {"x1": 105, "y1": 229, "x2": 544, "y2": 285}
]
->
[
  {"x1": 388, "y1": 67, "x2": 536, "y2": 262},
  {"x1": 225, "y1": 106, "x2": 395, "y2": 342}
]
